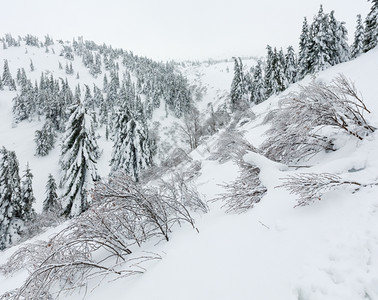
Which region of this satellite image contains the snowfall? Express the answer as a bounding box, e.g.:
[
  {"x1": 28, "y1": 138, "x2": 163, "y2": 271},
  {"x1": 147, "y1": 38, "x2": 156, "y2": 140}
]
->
[{"x1": 1, "y1": 42, "x2": 378, "y2": 300}]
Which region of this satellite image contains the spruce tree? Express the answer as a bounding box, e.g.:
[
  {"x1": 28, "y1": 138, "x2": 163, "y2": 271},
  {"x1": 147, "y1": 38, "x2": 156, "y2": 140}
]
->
[
  {"x1": 110, "y1": 108, "x2": 153, "y2": 181},
  {"x1": 298, "y1": 17, "x2": 310, "y2": 79},
  {"x1": 230, "y1": 57, "x2": 246, "y2": 111},
  {"x1": 285, "y1": 46, "x2": 298, "y2": 84},
  {"x1": 250, "y1": 59, "x2": 266, "y2": 104},
  {"x1": 328, "y1": 11, "x2": 350, "y2": 65},
  {"x1": 2, "y1": 59, "x2": 13, "y2": 87},
  {"x1": 20, "y1": 163, "x2": 36, "y2": 222},
  {"x1": 363, "y1": 0, "x2": 378, "y2": 52},
  {"x1": 43, "y1": 174, "x2": 59, "y2": 213},
  {"x1": 35, "y1": 119, "x2": 56, "y2": 156},
  {"x1": 59, "y1": 102, "x2": 101, "y2": 217},
  {"x1": 307, "y1": 5, "x2": 331, "y2": 73},
  {"x1": 30, "y1": 59, "x2": 35, "y2": 72},
  {"x1": 0, "y1": 148, "x2": 23, "y2": 249},
  {"x1": 352, "y1": 14, "x2": 365, "y2": 58}
]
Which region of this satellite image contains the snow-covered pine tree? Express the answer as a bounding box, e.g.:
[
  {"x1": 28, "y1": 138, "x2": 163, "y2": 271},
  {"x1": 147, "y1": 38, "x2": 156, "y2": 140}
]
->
[
  {"x1": 34, "y1": 119, "x2": 57, "y2": 156},
  {"x1": 352, "y1": 14, "x2": 365, "y2": 58},
  {"x1": 83, "y1": 84, "x2": 94, "y2": 110},
  {"x1": 59, "y1": 102, "x2": 101, "y2": 217},
  {"x1": 250, "y1": 59, "x2": 266, "y2": 104},
  {"x1": 0, "y1": 147, "x2": 23, "y2": 249},
  {"x1": 30, "y1": 59, "x2": 35, "y2": 72},
  {"x1": 230, "y1": 57, "x2": 243, "y2": 111},
  {"x1": 43, "y1": 174, "x2": 59, "y2": 213},
  {"x1": 298, "y1": 17, "x2": 310, "y2": 79},
  {"x1": 110, "y1": 107, "x2": 153, "y2": 181},
  {"x1": 328, "y1": 11, "x2": 350, "y2": 65},
  {"x1": 20, "y1": 163, "x2": 36, "y2": 222},
  {"x1": 264, "y1": 47, "x2": 286, "y2": 97},
  {"x1": 12, "y1": 78, "x2": 36, "y2": 122},
  {"x1": 306, "y1": 5, "x2": 331, "y2": 73},
  {"x1": 363, "y1": 0, "x2": 378, "y2": 52},
  {"x1": 2, "y1": 59, "x2": 13, "y2": 88},
  {"x1": 285, "y1": 45, "x2": 298, "y2": 84}
]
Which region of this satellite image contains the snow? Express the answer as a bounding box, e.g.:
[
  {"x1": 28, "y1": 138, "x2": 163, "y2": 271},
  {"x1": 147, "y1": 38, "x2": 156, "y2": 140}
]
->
[{"x1": 1, "y1": 40, "x2": 378, "y2": 300}]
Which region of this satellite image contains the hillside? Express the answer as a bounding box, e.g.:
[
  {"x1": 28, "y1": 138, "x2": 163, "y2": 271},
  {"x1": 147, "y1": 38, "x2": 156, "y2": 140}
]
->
[{"x1": 0, "y1": 36, "x2": 378, "y2": 300}]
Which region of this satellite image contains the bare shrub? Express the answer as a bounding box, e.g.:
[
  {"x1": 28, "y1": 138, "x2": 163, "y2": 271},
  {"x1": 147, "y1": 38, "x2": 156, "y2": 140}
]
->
[
  {"x1": 1, "y1": 173, "x2": 204, "y2": 299},
  {"x1": 212, "y1": 163, "x2": 267, "y2": 213},
  {"x1": 209, "y1": 129, "x2": 260, "y2": 163},
  {"x1": 261, "y1": 74, "x2": 375, "y2": 163},
  {"x1": 93, "y1": 173, "x2": 203, "y2": 241},
  {"x1": 209, "y1": 130, "x2": 266, "y2": 213},
  {"x1": 277, "y1": 173, "x2": 362, "y2": 207}
]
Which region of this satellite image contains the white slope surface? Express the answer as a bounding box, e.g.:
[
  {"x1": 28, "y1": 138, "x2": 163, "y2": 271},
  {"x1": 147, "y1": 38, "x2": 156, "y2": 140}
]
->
[{"x1": 1, "y1": 46, "x2": 378, "y2": 300}]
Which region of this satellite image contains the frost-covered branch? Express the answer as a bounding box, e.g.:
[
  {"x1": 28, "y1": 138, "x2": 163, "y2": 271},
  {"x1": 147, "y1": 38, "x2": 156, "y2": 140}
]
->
[
  {"x1": 212, "y1": 162, "x2": 267, "y2": 213},
  {"x1": 261, "y1": 74, "x2": 375, "y2": 163},
  {"x1": 277, "y1": 173, "x2": 362, "y2": 207}
]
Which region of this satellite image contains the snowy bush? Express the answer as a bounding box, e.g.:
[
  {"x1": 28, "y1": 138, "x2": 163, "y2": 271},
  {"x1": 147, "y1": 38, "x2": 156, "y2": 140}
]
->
[
  {"x1": 213, "y1": 162, "x2": 267, "y2": 213},
  {"x1": 261, "y1": 74, "x2": 375, "y2": 163},
  {"x1": 277, "y1": 172, "x2": 363, "y2": 207},
  {"x1": 209, "y1": 129, "x2": 259, "y2": 163},
  {"x1": 0, "y1": 172, "x2": 205, "y2": 299},
  {"x1": 211, "y1": 130, "x2": 267, "y2": 213}
]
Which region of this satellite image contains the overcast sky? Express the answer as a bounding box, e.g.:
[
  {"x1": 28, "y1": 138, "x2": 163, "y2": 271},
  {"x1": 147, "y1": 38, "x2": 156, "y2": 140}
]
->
[{"x1": 0, "y1": 0, "x2": 371, "y2": 61}]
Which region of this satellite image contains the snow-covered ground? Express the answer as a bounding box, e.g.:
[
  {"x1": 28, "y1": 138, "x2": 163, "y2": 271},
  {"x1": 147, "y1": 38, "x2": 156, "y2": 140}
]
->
[{"x1": 1, "y1": 43, "x2": 378, "y2": 300}]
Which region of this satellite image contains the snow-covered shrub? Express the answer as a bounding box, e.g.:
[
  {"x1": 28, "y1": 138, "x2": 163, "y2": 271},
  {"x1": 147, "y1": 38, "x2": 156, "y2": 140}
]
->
[
  {"x1": 93, "y1": 173, "x2": 203, "y2": 241},
  {"x1": 209, "y1": 129, "x2": 259, "y2": 163},
  {"x1": 213, "y1": 162, "x2": 267, "y2": 213},
  {"x1": 0, "y1": 170, "x2": 204, "y2": 299},
  {"x1": 261, "y1": 74, "x2": 375, "y2": 163},
  {"x1": 210, "y1": 130, "x2": 266, "y2": 213},
  {"x1": 277, "y1": 172, "x2": 363, "y2": 207}
]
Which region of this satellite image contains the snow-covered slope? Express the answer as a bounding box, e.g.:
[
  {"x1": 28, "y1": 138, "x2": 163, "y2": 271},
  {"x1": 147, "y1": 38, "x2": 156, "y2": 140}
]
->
[{"x1": 1, "y1": 44, "x2": 378, "y2": 300}]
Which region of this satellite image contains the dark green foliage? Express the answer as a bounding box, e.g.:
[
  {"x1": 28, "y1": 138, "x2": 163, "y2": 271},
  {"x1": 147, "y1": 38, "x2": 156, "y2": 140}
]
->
[
  {"x1": 230, "y1": 57, "x2": 248, "y2": 111},
  {"x1": 0, "y1": 147, "x2": 23, "y2": 249},
  {"x1": 363, "y1": 0, "x2": 378, "y2": 52},
  {"x1": 43, "y1": 174, "x2": 59, "y2": 213},
  {"x1": 2, "y1": 59, "x2": 13, "y2": 87},
  {"x1": 352, "y1": 14, "x2": 365, "y2": 58},
  {"x1": 20, "y1": 163, "x2": 36, "y2": 222},
  {"x1": 35, "y1": 119, "x2": 56, "y2": 156},
  {"x1": 60, "y1": 103, "x2": 100, "y2": 217},
  {"x1": 111, "y1": 107, "x2": 153, "y2": 181}
]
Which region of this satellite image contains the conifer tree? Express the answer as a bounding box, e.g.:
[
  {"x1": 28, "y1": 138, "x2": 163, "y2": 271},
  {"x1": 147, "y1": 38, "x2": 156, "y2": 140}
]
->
[
  {"x1": 43, "y1": 174, "x2": 59, "y2": 213},
  {"x1": 0, "y1": 147, "x2": 23, "y2": 249},
  {"x1": 230, "y1": 57, "x2": 246, "y2": 111},
  {"x1": 35, "y1": 119, "x2": 57, "y2": 156},
  {"x1": 59, "y1": 102, "x2": 101, "y2": 217},
  {"x1": 352, "y1": 14, "x2": 365, "y2": 58},
  {"x1": 110, "y1": 108, "x2": 153, "y2": 181},
  {"x1": 328, "y1": 11, "x2": 350, "y2": 65},
  {"x1": 307, "y1": 5, "x2": 331, "y2": 73},
  {"x1": 20, "y1": 163, "x2": 36, "y2": 222},
  {"x1": 30, "y1": 59, "x2": 35, "y2": 72},
  {"x1": 285, "y1": 46, "x2": 298, "y2": 84},
  {"x1": 12, "y1": 79, "x2": 35, "y2": 122},
  {"x1": 363, "y1": 0, "x2": 378, "y2": 52},
  {"x1": 83, "y1": 84, "x2": 94, "y2": 110},
  {"x1": 298, "y1": 17, "x2": 310, "y2": 79},
  {"x1": 2, "y1": 59, "x2": 13, "y2": 87},
  {"x1": 250, "y1": 60, "x2": 266, "y2": 104}
]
